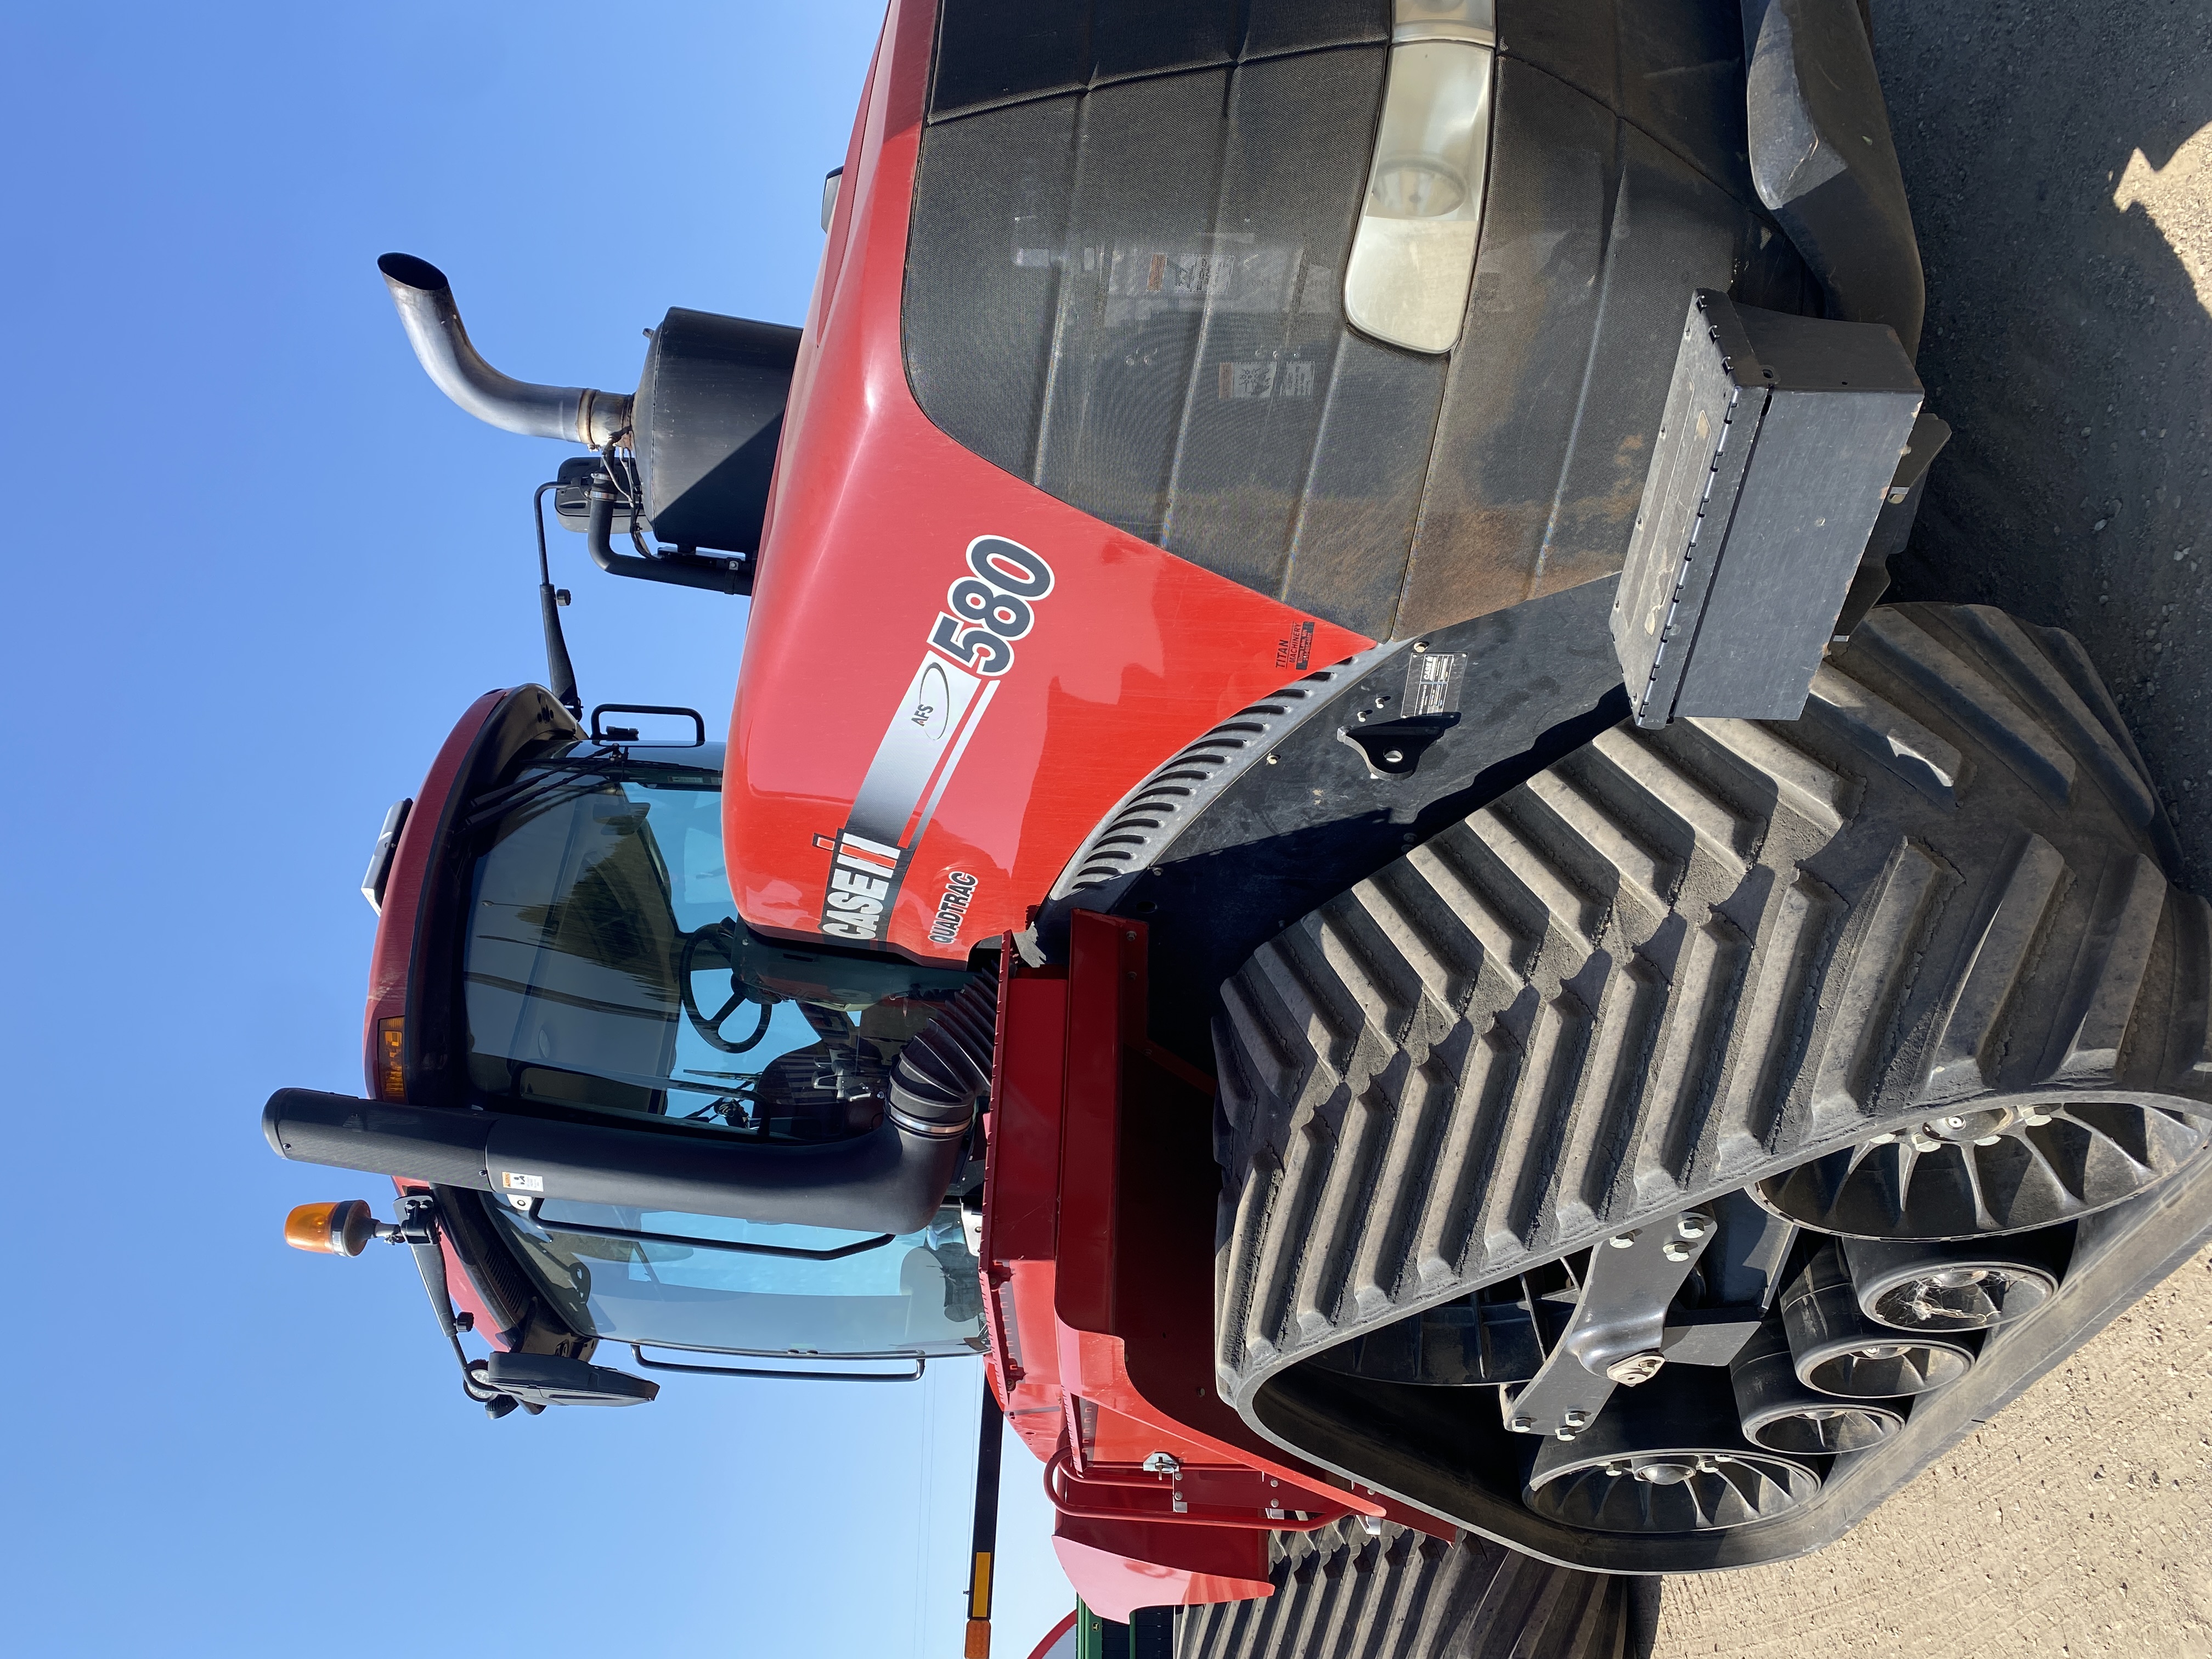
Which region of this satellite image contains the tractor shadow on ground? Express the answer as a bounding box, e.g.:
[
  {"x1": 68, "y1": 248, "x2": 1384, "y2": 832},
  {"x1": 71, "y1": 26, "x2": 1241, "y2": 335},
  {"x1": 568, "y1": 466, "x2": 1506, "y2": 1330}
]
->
[
  {"x1": 1874, "y1": 0, "x2": 2212, "y2": 888},
  {"x1": 1617, "y1": 15, "x2": 2205, "y2": 1658}
]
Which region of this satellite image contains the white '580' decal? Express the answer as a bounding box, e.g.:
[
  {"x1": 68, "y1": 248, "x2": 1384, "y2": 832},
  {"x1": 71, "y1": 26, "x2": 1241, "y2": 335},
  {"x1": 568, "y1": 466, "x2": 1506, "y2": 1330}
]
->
[{"x1": 927, "y1": 537, "x2": 1055, "y2": 676}]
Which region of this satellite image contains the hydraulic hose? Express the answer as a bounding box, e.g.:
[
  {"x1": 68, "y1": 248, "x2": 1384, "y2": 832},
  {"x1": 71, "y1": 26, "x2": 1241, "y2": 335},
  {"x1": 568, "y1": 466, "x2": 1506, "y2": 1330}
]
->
[{"x1": 585, "y1": 483, "x2": 749, "y2": 595}]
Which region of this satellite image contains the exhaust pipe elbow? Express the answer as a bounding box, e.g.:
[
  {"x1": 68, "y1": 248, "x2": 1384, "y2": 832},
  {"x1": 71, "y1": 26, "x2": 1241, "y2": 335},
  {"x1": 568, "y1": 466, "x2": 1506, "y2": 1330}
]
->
[{"x1": 377, "y1": 253, "x2": 633, "y2": 448}]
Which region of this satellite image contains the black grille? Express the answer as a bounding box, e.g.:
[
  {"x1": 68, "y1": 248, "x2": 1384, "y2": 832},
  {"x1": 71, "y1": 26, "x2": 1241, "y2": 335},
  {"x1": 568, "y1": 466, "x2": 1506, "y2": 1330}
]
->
[
  {"x1": 926, "y1": 0, "x2": 1386, "y2": 119},
  {"x1": 905, "y1": 0, "x2": 1813, "y2": 642},
  {"x1": 907, "y1": 3, "x2": 1434, "y2": 643}
]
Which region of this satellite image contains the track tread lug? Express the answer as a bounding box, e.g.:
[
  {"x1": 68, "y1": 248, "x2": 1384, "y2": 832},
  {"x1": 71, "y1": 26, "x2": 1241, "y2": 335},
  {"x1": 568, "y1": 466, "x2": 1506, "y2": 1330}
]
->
[
  {"x1": 2053, "y1": 851, "x2": 2166, "y2": 1085},
  {"x1": 1579, "y1": 725, "x2": 1757, "y2": 890},
  {"x1": 1951, "y1": 605, "x2": 2158, "y2": 827},
  {"x1": 1803, "y1": 659, "x2": 1962, "y2": 804},
  {"x1": 2035, "y1": 620, "x2": 2162, "y2": 794},
  {"x1": 1803, "y1": 837, "x2": 1954, "y2": 1133},
  {"x1": 1679, "y1": 714, "x2": 1853, "y2": 840},
  {"x1": 2175, "y1": 891, "x2": 2212, "y2": 1085},
  {"x1": 1712, "y1": 871, "x2": 1841, "y2": 1175},
  {"x1": 1627, "y1": 906, "x2": 1752, "y2": 1204},
  {"x1": 1512, "y1": 769, "x2": 1680, "y2": 943},
  {"x1": 1459, "y1": 808, "x2": 1604, "y2": 966},
  {"x1": 1922, "y1": 832, "x2": 2070, "y2": 1101},
  {"x1": 1855, "y1": 608, "x2": 2078, "y2": 802}
]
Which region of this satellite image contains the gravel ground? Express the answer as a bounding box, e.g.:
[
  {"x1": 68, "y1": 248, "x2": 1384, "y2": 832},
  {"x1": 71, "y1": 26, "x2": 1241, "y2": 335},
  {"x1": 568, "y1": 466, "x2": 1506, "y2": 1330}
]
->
[
  {"x1": 1650, "y1": 1248, "x2": 2212, "y2": 1658},
  {"x1": 1647, "y1": 4, "x2": 2212, "y2": 1653}
]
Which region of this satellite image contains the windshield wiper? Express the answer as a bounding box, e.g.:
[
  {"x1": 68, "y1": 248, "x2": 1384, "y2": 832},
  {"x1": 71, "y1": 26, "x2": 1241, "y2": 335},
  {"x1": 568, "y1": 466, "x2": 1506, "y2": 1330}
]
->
[
  {"x1": 460, "y1": 763, "x2": 623, "y2": 836},
  {"x1": 531, "y1": 1214, "x2": 895, "y2": 1262}
]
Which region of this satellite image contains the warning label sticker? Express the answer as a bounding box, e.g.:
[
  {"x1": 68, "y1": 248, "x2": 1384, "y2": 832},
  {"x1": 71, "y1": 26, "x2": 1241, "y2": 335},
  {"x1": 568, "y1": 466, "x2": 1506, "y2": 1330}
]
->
[{"x1": 1403, "y1": 651, "x2": 1468, "y2": 716}]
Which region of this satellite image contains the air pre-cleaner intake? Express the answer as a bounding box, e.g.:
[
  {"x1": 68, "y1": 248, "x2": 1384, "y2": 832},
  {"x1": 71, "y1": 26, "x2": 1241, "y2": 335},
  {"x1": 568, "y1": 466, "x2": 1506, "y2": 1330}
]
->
[{"x1": 263, "y1": 1088, "x2": 968, "y2": 1237}]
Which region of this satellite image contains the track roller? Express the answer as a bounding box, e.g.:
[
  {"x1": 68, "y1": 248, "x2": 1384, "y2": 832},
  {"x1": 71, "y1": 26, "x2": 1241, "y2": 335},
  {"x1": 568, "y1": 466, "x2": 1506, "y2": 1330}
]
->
[
  {"x1": 1730, "y1": 1314, "x2": 1905, "y2": 1453},
  {"x1": 1523, "y1": 1369, "x2": 1820, "y2": 1533},
  {"x1": 1843, "y1": 1236, "x2": 2059, "y2": 1332},
  {"x1": 1782, "y1": 1242, "x2": 1973, "y2": 1397},
  {"x1": 1757, "y1": 1099, "x2": 2209, "y2": 1240}
]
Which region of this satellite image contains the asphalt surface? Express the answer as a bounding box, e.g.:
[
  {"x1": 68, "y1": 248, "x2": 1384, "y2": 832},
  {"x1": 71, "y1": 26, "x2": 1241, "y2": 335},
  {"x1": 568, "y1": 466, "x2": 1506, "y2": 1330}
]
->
[{"x1": 1649, "y1": 3, "x2": 2212, "y2": 1652}]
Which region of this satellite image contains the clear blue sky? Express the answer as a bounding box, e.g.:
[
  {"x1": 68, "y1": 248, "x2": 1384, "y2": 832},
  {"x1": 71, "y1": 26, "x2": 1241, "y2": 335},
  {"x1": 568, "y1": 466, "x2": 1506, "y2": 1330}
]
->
[{"x1": 2, "y1": 4, "x2": 1067, "y2": 1654}]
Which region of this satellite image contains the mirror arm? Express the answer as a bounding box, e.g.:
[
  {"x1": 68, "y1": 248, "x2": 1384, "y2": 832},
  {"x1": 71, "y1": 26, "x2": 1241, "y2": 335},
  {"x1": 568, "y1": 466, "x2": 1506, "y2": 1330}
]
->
[
  {"x1": 531, "y1": 483, "x2": 584, "y2": 720},
  {"x1": 393, "y1": 1193, "x2": 524, "y2": 1419}
]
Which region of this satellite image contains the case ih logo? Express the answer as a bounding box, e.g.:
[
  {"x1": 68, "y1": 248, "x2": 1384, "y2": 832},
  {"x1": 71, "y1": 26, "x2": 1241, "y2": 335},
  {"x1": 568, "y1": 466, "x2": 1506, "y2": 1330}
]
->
[
  {"x1": 816, "y1": 536, "x2": 1055, "y2": 946},
  {"x1": 819, "y1": 832, "x2": 902, "y2": 940}
]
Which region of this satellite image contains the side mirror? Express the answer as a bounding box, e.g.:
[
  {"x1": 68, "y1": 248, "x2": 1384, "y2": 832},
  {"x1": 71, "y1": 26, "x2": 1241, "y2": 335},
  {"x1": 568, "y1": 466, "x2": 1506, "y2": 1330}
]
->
[
  {"x1": 481, "y1": 1351, "x2": 659, "y2": 1409},
  {"x1": 284, "y1": 1199, "x2": 390, "y2": 1257}
]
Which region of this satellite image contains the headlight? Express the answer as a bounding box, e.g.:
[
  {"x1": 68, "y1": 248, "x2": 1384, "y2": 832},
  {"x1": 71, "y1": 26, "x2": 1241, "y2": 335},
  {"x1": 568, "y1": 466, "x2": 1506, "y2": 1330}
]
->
[{"x1": 1343, "y1": 1, "x2": 1498, "y2": 354}]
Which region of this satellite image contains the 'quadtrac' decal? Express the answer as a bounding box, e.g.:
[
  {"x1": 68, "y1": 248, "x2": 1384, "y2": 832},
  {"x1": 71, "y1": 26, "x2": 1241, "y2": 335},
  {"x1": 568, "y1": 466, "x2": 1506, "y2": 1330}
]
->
[{"x1": 928, "y1": 871, "x2": 979, "y2": 947}]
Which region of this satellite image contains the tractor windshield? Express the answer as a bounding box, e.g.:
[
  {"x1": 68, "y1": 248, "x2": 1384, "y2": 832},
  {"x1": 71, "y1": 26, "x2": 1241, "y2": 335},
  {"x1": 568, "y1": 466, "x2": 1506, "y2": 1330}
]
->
[
  {"x1": 456, "y1": 747, "x2": 986, "y2": 1358},
  {"x1": 462, "y1": 755, "x2": 884, "y2": 1142},
  {"x1": 485, "y1": 1197, "x2": 985, "y2": 1357}
]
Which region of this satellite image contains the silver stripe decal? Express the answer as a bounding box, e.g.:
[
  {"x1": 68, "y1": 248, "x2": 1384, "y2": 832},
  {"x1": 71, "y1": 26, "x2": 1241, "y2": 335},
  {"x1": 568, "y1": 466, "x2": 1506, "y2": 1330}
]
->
[
  {"x1": 819, "y1": 653, "x2": 995, "y2": 941},
  {"x1": 847, "y1": 655, "x2": 984, "y2": 848},
  {"x1": 909, "y1": 679, "x2": 999, "y2": 851}
]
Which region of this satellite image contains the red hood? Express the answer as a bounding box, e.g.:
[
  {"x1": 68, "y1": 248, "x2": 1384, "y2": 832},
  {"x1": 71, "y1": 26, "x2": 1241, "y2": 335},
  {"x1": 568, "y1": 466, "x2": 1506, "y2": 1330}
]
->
[{"x1": 723, "y1": 0, "x2": 1368, "y2": 965}]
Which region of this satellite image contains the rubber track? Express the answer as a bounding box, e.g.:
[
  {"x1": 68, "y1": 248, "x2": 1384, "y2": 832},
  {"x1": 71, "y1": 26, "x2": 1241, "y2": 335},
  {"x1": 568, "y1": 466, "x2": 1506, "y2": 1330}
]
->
[
  {"x1": 1212, "y1": 604, "x2": 2212, "y2": 1430},
  {"x1": 1173, "y1": 1523, "x2": 1629, "y2": 1659}
]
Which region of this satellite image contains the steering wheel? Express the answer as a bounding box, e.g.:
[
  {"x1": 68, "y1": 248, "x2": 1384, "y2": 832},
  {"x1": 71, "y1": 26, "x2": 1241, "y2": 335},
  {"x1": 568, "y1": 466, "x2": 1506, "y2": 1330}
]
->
[{"x1": 679, "y1": 924, "x2": 780, "y2": 1054}]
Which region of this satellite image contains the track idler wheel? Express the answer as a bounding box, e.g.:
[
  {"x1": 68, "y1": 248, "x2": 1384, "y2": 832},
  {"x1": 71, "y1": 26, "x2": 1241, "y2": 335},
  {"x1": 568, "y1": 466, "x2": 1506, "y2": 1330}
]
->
[
  {"x1": 1781, "y1": 1242, "x2": 1974, "y2": 1398},
  {"x1": 1523, "y1": 1369, "x2": 1820, "y2": 1533},
  {"x1": 1757, "y1": 1099, "x2": 2210, "y2": 1240},
  {"x1": 1842, "y1": 1236, "x2": 2059, "y2": 1332},
  {"x1": 1730, "y1": 1315, "x2": 1906, "y2": 1454}
]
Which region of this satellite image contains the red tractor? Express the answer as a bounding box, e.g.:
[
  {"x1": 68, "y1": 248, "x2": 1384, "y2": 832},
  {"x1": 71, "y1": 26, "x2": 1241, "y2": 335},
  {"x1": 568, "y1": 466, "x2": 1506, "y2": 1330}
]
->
[{"x1": 267, "y1": 1, "x2": 2212, "y2": 1651}]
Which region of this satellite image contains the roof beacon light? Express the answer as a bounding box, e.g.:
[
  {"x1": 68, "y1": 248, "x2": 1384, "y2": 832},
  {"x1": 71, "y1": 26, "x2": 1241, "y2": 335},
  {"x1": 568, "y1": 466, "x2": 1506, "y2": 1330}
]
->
[
  {"x1": 1343, "y1": 0, "x2": 1497, "y2": 354},
  {"x1": 285, "y1": 1199, "x2": 393, "y2": 1257}
]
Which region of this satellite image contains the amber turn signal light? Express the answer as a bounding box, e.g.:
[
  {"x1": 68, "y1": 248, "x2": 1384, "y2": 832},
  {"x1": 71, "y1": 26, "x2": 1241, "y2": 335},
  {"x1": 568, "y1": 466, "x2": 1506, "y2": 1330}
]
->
[
  {"x1": 285, "y1": 1199, "x2": 379, "y2": 1257},
  {"x1": 375, "y1": 1017, "x2": 405, "y2": 1101}
]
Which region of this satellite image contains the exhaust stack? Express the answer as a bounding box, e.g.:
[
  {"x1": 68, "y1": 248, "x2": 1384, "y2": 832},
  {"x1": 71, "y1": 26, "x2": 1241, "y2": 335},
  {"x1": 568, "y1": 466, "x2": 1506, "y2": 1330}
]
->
[{"x1": 377, "y1": 252, "x2": 632, "y2": 448}]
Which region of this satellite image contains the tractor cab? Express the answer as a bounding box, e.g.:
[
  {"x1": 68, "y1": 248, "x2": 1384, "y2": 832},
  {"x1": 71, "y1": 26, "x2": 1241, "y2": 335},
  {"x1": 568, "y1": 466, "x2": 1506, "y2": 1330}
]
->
[{"x1": 274, "y1": 686, "x2": 992, "y2": 1410}]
